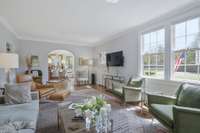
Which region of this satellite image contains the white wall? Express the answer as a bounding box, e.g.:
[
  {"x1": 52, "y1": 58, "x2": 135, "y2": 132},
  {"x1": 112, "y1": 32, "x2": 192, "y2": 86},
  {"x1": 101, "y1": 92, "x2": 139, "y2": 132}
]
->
[
  {"x1": 18, "y1": 40, "x2": 93, "y2": 83},
  {"x1": 0, "y1": 22, "x2": 18, "y2": 87},
  {"x1": 93, "y1": 3, "x2": 200, "y2": 95},
  {"x1": 93, "y1": 30, "x2": 139, "y2": 85}
]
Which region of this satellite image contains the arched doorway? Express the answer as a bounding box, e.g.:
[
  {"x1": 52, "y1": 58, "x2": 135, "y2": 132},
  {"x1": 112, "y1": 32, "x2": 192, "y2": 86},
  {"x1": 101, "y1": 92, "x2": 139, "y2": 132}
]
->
[{"x1": 48, "y1": 50, "x2": 75, "y2": 80}]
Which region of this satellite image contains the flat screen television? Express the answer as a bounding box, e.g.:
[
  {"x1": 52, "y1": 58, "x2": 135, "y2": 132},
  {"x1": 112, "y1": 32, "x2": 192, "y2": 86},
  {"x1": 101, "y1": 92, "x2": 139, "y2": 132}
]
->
[{"x1": 106, "y1": 51, "x2": 124, "y2": 67}]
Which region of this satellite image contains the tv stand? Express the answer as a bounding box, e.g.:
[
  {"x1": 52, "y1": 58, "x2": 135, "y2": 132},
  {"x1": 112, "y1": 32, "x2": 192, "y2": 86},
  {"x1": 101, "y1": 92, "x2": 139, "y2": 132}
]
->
[{"x1": 104, "y1": 74, "x2": 125, "y2": 97}]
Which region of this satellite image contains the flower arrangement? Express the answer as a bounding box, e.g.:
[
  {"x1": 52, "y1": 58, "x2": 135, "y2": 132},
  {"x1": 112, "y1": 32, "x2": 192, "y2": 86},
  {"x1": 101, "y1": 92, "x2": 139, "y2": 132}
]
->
[
  {"x1": 74, "y1": 96, "x2": 112, "y2": 132},
  {"x1": 75, "y1": 96, "x2": 107, "y2": 114}
]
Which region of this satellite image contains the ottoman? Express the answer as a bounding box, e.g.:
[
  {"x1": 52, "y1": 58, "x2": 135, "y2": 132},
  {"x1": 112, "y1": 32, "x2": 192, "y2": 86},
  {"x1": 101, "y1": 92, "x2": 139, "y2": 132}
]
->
[{"x1": 49, "y1": 90, "x2": 71, "y2": 101}]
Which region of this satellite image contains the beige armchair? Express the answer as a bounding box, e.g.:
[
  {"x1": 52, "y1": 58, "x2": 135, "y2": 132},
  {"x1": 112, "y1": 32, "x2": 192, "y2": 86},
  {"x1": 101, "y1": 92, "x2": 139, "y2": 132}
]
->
[{"x1": 123, "y1": 78, "x2": 143, "y2": 104}]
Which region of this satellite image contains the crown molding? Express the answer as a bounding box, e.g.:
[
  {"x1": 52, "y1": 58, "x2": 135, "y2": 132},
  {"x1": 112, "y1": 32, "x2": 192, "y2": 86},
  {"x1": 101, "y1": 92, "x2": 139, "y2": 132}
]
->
[
  {"x1": 0, "y1": 16, "x2": 93, "y2": 47},
  {"x1": 17, "y1": 36, "x2": 93, "y2": 47}
]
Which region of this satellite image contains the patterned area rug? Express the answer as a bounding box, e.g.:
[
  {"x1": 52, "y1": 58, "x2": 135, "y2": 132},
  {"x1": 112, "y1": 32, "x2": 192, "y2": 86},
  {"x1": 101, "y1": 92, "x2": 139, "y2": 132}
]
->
[{"x1": 36, "y1": 88, "x2": 169, "y2": 133}]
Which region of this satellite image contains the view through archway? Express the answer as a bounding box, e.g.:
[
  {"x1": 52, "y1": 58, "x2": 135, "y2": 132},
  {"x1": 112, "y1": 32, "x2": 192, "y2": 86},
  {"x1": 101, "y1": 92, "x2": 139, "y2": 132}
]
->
[{"x1": 48, "y1": 50, "x2": 75, "y2": 80}]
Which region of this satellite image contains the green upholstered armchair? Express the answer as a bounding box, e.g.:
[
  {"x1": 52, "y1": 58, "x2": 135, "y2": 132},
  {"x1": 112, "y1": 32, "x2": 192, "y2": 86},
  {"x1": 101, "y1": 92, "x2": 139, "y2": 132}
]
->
[
  {"x1": 148, "y1": 83, "x2": 200, "y2": 133},
  {"x1": 123, "y1": 78, "x2": 144, "y2": 103}
]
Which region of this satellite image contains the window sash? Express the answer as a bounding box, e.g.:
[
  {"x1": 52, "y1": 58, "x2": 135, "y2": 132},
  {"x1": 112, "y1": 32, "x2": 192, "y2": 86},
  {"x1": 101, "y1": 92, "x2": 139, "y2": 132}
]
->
[{"x1": 172, "y1": 17, "x2": 200, "y2": 81}]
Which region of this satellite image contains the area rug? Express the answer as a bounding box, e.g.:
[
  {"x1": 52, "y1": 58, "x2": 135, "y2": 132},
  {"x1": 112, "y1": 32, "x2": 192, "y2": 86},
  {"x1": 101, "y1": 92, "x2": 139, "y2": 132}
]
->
[{"x1": 36, "y1": 88, "x2": 169, "y2": 133}]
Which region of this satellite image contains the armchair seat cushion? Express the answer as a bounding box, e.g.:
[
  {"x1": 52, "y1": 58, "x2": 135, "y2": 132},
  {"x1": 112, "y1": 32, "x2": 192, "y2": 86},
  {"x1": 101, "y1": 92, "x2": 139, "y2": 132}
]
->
[
  {"x1": 150, "y1": 104, "x2": 173, "y2": 128},
  {"x1": 114, "y1": 88, "x2": 123, "y2": 94},
  {"x1": 123, "y1": 86, "x2": 141, "y2": 91}
]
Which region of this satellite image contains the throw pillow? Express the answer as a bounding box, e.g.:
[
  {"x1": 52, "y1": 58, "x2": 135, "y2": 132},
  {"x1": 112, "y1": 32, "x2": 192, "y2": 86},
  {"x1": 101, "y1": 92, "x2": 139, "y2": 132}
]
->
[
  {"x1": 8, "y1": 120, "x2": 35, "y2": 130},
  {"x1": 4, "y1": 83, "x2": 32, "y2": 104},
  {"x1": 0, "y1": 124, "x2": 17, "y2": 133}
]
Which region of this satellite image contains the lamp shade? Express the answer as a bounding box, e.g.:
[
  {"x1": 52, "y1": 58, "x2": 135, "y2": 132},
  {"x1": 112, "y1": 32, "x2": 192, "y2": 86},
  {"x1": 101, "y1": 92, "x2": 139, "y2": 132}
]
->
[{"x1": 0, "y1": 53, "x2": 19, "y2": 68}]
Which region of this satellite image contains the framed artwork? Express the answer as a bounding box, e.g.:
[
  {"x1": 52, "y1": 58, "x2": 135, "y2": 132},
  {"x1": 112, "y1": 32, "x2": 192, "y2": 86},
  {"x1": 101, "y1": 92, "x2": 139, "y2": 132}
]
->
[
  {"x1": 31, "y1": 55, "x2": 39, "y2": 67},
  {"x1": 79, "y1": 57, "x2": 88, "y2": 66}
]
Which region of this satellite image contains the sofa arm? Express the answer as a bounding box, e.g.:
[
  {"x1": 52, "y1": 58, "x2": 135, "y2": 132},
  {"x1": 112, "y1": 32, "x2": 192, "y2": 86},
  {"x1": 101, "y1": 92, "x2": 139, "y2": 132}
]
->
[
  {"x1": 123, "y1": 86, "x2": 141, "y2": 91},
  {"x1": 31, "y1": 91, "x2": 39, "y2": 100},
  {"x1": 173, "y1": 106, "x2": 200, "y2": 133},
  {"x1": 147, "y1": 93, "x2": 176, "y2": 106},
  {"x1": 0, "y1": 96, "x2": 5, "y2": 104}
]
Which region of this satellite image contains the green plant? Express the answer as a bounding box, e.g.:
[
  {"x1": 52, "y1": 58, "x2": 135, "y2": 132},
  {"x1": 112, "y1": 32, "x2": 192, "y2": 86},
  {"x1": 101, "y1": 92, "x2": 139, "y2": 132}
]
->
[{"x1": 75, "y1": 96, "x2": 107, "y2": 114}]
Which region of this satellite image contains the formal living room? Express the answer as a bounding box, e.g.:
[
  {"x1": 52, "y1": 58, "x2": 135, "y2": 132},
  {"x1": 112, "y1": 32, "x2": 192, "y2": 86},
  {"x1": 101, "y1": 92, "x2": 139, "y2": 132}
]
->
[{"x1": 1, "y1": 0, "x2": 200, "y2": 133}]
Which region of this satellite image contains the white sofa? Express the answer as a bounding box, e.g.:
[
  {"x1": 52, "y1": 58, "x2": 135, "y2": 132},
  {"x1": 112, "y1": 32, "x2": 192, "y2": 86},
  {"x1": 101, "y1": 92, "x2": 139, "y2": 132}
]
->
[{"x1": 0, "y1": 92, "x2": 39, "y2": 133}]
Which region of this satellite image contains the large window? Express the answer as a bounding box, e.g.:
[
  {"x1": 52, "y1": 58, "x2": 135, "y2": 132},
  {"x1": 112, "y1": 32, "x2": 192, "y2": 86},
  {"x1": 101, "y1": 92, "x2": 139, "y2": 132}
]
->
[
  {"x1": 142, "y1": 29, "x2": 165, "y2": 79},
  {"x1": 172, "y1": 18, "x2": 200, "y2": 81}
]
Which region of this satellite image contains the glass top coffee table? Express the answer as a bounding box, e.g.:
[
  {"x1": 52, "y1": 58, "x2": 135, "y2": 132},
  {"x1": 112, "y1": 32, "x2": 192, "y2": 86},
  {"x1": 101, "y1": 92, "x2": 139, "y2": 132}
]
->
[
  {"x1": 58, "y1": 101, "x2": 131, "y2": 133},
  {"x1": 58, "y1": 102, "x2": 113, "y2": 133},
  {"x1": 60, "y1": 108, "x2": 97, "y2": 133}
]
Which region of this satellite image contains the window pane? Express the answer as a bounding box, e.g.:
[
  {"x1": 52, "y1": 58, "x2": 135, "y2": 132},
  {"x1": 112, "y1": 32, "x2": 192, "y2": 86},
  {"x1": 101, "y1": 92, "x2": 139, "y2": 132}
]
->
[
  {"x1": 150, "y1": 32, "x2": 157, "y2": 43},
  {"x1": 175, "y1": 37, "x2": 186, "y2": 50},
  {"x1": 187, "y1": 18, "x2": 199, "y2": 35},
  {"x1": 143, "y1": 55, "x2": 149, "y2": 65},
  {"x1": 175, "y1": 22, "x2": 186, "y2": 37},
  {"x1": 174, "y1": 51, "x2": 185, "y2": 72},
  {"x1": 150, "y1": 54, "x2": 156, "y2": 65},
  {"x1": 142, "y1": 29, "x2": 165, "y2": 79},
  {"x1": 144, "y1": 66, "x2": 149, "y2": 76},
  {"x1": 144, "y1": 34, "x2": 150, "y2": 44},
  {"x1": 157, "y1": 29, "x2": 165, "y2": 42},
  {"x1": 173, "y1": 18, "x2": 200, "y2": 82},
  {"x1": 150, "y1": 43, "x2": 157, "y2": 53},
  {"x1": 186, "y1": 34, "x2": 200, "y2": 49},
  {"x1": 175, "y1": 65, "x2": 199, "y2": 81},
  {"x1": 157, "y1": 43, "x2": 164, "y2": 53},
  {"x1": 149, "y1": 67, "x2": 164, "y2": 79},
  {"x1": 186, "y1": 50, "x2": 196, "y2": 64},
  {"x1": 157, "y1": 53, "x2": 164, "y2": 65}
]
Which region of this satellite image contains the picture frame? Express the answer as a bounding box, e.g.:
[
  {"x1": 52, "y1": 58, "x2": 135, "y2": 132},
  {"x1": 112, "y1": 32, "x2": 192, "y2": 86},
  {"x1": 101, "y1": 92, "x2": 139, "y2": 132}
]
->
[
  {"x1": 79, "y1": 57, "x2": 88, "y2": 66},
  {"x1": 31, "y1": 55, "x2": 39, "y2": 67}
]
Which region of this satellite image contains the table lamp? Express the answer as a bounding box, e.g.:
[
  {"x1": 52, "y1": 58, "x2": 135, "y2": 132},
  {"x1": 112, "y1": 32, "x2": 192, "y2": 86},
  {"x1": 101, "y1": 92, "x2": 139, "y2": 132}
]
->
[{"x1": 0, "y1": 53, "x2": 19, "y2": 83}]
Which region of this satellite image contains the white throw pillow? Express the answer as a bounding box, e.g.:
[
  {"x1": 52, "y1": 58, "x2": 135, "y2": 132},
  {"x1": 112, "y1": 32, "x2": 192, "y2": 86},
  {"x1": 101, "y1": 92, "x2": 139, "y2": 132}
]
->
[
  {"x1": 4, "y1": 83, "x2": 32, "y2": 104},
  {"x1": 0, "y1": 124, "x2": 17, "y2": 133}
]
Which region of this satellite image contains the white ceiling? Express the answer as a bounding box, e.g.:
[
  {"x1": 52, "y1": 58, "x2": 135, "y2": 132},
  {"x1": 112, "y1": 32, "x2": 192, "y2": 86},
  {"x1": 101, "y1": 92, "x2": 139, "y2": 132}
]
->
[{"x1": 0, "y1": 0, "x2": 197, "y2": 46}]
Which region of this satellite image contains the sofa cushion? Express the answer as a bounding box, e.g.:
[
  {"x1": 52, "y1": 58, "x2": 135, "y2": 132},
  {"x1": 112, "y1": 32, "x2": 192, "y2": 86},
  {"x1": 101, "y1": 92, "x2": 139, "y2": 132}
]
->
[
  {"x1": 4, "y1": 83, "x2": 32, "y2": 104},
  {"x1": 0, "y1": 100, "x2": 39, "y2": 111},
  {"x1": 18, "y1": 129, "x2": 34, "y2": 133},
  {"x1": 0, "y1": 124, "x2": 17, "y2": 133},
  {"x1": 177, "y1": 84, "x2": 200, "y2": 109},
  {"x1": 150, "y1": 104, "x2": 173, "y2": 128},
  {"x1": 0, "y1": 100, "x2": 39, "y2": 129}
]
